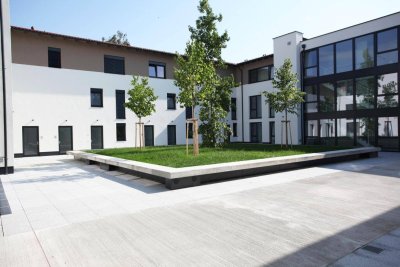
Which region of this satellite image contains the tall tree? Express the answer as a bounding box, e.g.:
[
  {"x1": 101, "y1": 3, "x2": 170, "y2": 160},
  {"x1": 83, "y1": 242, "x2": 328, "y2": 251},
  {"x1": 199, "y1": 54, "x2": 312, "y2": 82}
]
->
[
  {"x1": 189, "y1": 0, "x2": 236, "y2": 147},
  {"x1": 174, "y1": 41, "x2": 215, "y2": 155},
  {"x1": 102, "y1": 31, "x2": 130, "y2": 46},
  {"x1": 263, "y1": 59, "x2": 305, "y2": 147},
  {"x1": 125, "y1": 76, "x2": 157, "y2": 148}
]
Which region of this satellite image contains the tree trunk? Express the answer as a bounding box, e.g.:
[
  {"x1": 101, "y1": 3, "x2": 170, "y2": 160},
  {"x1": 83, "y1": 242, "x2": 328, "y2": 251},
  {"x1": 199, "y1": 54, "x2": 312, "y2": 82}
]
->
[
  {"x1": 192, "y1": 106, "x2": 199, "y2": 156},
  {"x1": 139, "y1": 117, "x2": 143, "y2": 149},
  {"x1": 285, "y1": 109, "x2": 288, "y2": 148}
]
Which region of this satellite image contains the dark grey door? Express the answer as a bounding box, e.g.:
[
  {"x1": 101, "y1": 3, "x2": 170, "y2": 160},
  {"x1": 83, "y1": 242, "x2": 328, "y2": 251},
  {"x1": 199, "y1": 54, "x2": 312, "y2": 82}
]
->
[
  {"x1": 59, "y1": 126, "x2": 73, "y2": 154},
  {"x1": 167, "y1": 125, "x2": 176, "y2": 145},
  {"x1": 91, "y1": 126, "x2": 103, "y2": 149},
  {"x1": 23, "y1": 126, "x2": 39, "y2": 156},
  {"x1": 144, "y1": 125, "x2": 154, "y2": 146},
  {"x1": 250, "y1": 122, "x2": 262, "y2": 143}
]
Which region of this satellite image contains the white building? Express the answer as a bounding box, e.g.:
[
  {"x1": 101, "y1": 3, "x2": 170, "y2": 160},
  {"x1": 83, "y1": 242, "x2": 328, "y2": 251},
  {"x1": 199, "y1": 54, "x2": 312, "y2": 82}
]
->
[{"x1": 0, "y1": 0, "x2": 399, "y2": 174}]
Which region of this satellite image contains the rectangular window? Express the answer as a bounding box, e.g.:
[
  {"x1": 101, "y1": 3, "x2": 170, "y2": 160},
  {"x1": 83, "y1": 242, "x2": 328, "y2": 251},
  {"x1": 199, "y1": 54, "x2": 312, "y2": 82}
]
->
[
  {"x1": 305, "y1": 120, "x2": 318, "y2": 144},
  {"x1": 319, "y1": 45, "x2": 334, "y2": 76},
  {"x1": 91, "y1": 88, "x2": 103, "y2": 107},
  {"x1": 167, "y1": 93, "x2": 176, "y2": 110},
  {"x1": 250, "y1": 122, "x2": 262, "y2": 143},
  {"x1": 186, "y1": 123, "x2": 193, "y2": 139},
  {"x1": 320, "y1": 119, "x2": 335, "y2": 145},
  {"x1": 337, "y1": 118, "x2": 354, "y2": 146},
  {"x1": 149, "y1": 62, "x2": 166, "y2": 78},
  {"x1": 186, "y1": 106, "x2": 193, "y2": 119},
  {"x1": 377, "y1": 73, "x2": 398, "y2": 108},
  {"x1": 249, "y1": 65, "x2": 273, "y2": 83},
  {"x1": 167, "y1": 125, "x2": 176, "y2": 145},
  {"x1": 249, "y1": 95, "x2": 261, "y2": 119},
  {"x1": 269, "y1": 105, "x2": 275, "y2": 118},
  {"x1": 336, "y1": 40, "x2": 353, "y2": 73},
  {"x1": 355, "y1": 34, "x2": 374, "y2": 69},
  {"x1": 115, "y1": 90, "x2": 125, "y2": 119},
  {"x1": 378, "y1": 116, "x2": 398, "y2": 150},
  {"x1": 304, "y1": 50, "x2": 317, "y2": 78},
  {"x1": 232, "y1": 123, "x2": 237, "y2": 137},
  {"x1": 319, "y1": 83, "x2": 335, "y2": 112},
  {"x1": 231, "y1": 98, "x2": 237, "y2": 120},
  {"x1": 337, "y1": 80, "x2": 353, "y2": 111},
  {"x1": 104, "y1": 55, "x2": 125, "y2": 74},
  {"x1": 269, "y1": 121, "x2": 275, "y2": 144},
  {"x1": 377, "y1": 28, "x2": 398, "y2": 66},
  {"x1": 356, "y1": 117, "x2": 375, "y2": 146},
  {"x1": 116, "y1": 123, "x2": 126, "y2": 141},
  {"x1": 48, "y1": 47, "x2": 61, "y2": 68},
  {"x1": 356, "y1": 76, "x2": 375, "y2": 109},
  {"x1": 304, "y1": 85, "x2": 318, "y2": 113}
]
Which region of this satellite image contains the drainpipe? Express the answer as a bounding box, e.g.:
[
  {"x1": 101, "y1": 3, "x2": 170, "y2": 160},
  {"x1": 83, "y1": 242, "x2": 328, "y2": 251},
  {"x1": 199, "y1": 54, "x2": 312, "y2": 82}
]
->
[
  {"x1": 300, "y1": 44, "x2": 306, "y2": 145},
  {"x1": 239, "y1": 66, "x2": 244, "y2": 142},
  {"x1": 0, "y1": 2, "x2": 8, "y2": 174}
]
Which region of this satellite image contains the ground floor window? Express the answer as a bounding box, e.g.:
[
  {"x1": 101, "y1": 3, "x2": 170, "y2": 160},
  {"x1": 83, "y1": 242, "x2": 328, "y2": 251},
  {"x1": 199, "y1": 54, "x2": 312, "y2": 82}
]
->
[{"x1": 250, "y1": 122, "x2": 262, "y2": 143}]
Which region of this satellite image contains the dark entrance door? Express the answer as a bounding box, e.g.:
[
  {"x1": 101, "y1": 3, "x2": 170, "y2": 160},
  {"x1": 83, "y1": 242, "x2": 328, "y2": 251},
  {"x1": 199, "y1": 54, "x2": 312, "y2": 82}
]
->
[
  {"x1": 23, "y1": 126, "x2": 39, "y2": 156},
  {"x1": 250, "y1": 122, "x2": 262, "y2": 143},
  {"x1": 59, "y1": 126, "x2": 73, "y2": 154},
  {"x1": 167, "y1": 125, "x2": 176, "y2": 145},
  {"x1": 144, "y1": 125, "x2": 154, "y2": 146},
  {"x1": 91, "y1": 126, "x2": 103, "y2": 149}
]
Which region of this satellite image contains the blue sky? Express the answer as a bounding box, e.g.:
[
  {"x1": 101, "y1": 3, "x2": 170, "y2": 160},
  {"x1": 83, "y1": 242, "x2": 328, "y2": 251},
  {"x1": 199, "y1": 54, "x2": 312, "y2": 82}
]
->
[{"x1": 10, "y1": 0, "x2": 400, "y2": 63}]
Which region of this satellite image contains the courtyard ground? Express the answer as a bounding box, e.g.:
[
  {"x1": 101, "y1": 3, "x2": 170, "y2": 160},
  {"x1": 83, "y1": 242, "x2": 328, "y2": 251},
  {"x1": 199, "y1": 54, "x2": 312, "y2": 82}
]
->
[{"x1": 0, "y1": 153, "x2": 399, "y2": 266}]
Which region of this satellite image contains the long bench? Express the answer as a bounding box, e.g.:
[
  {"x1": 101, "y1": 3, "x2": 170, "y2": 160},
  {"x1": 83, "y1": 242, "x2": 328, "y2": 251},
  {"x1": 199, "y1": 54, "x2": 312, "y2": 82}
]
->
[{"x1": 68, "y1": 147, "x2": 380, "y2": 190}]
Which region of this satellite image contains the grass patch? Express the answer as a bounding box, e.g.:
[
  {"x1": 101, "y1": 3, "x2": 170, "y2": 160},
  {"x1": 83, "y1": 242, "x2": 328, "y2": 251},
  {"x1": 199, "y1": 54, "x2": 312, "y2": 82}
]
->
[{"x1": 87, "y1": 143, "x2": 351, "y2": 168}]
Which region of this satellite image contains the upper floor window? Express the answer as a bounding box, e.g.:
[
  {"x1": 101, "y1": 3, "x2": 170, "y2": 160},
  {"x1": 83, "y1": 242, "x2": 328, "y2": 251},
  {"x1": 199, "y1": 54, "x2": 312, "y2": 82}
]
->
[
  {"x1": 91, "y1": 88, "x2": 103, "y2": 107},
  {"x1": 186, "y1": 106, "x2": 193, "y2": 119},
  {"x1": 116, "y1": 123, "x2": 126, "y2": 141},
  {"x1": 115, "y1": 90, "x2": 125, "y2": 119},
  {"x1": 48, "y1": 47, "x2": 61, "y2": 68},
  {"x1": 269, "y1": 105, "x2": 275, "y2": 118},
  {"x1": 355, "y1": 34, "x2": 374, "y2": 70},
  {"x1": 319, "y1": 45, "x2": 334, "y2": 76},
  {"x1": 355, "y1": 76, "x2": 375, "y2": 109},
  {"x1": 319, "y1": 83, "x2": 335, "y2": 112},
  {"x1": 336, "y1": 40, "x2": 353, "y2": 73},
  {"x1": 249, "y1": 65, "x2": 273, "y2": 83},
  {"x1": 249, "y1": 95, "x2": 261, "y2": 119},
  {"x1": 377, "y1": 28, "x2": 398, "y2": 66},
  {"x1": 104, "y1": 55, "x2": 125, "y2": 75},
  {"x1": 304, "y1": 85, "x2": 317, "y2": 113},
  {"x1": 377, "y1": 73, "x2": 398, "y2": 108},
  {"x1": 167, "y1": 93, "x2": 176, "y2": 110},
  {"x1": 231, "y1": 97, "x2": 237, "y2": 120},
  {"x1": 149, "y1": 62, "x2": 166, "y2": 78},
  {"x1": 304, "y1": 50, "x2": 317, "y2": 78}
]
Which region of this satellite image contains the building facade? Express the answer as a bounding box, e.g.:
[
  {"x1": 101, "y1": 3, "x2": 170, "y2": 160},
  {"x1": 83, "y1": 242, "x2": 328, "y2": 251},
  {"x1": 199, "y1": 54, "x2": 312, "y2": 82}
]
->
[{"x1": 0, "y1": 0, "x2": 399, "y2": 174}]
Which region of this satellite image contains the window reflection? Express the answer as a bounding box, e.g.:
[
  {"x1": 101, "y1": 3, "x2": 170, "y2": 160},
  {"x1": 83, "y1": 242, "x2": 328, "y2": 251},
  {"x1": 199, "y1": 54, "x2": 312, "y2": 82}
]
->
[
  {"x1": 319, "y1": 83, "x2": 335, "y2": 112},
  {"x1": 336, "y1": 40, "x2": 353, "y2": 73},
  {"x1": 337, "y1": 80, "x2": 353, "y2": 111},
  {"x1": 355, "y1": 34, "x2": 374, "y2": 69},
  {"x1": 319, "y1": 45, "x2": 334, "y2": 76},
  {"x1": 356, "y1": 76, "x2": 375, "y2": 109}
]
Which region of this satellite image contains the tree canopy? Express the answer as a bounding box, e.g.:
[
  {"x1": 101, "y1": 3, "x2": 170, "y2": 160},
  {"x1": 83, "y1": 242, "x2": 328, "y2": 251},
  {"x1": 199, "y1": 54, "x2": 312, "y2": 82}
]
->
[
  {"x1": 125, "y1": 76, "x2": 157, "y2": 121},
  {"x1": 102, "y1": 31, "x2": 130, "y2": 46}
]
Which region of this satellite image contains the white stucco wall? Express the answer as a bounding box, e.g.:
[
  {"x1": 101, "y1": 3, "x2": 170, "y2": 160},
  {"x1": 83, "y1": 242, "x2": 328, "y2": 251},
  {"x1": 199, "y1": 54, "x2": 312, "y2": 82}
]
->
[{"x1": 12, "y1": 64, "x2": 192, "y2": 154}]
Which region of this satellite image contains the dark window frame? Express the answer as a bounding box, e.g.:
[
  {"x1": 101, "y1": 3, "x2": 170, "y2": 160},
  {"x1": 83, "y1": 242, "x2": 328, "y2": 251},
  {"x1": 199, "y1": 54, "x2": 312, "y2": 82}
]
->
[
  {"x1": 149, "y1": 61, "x2": 166, "y2": 79},
  {"x1": 48, "y1": 47, "x2": 61, "y2": 68},
  {"x1": 115, "y1": 90, "x2": 126, "y2": 119},
  {"x1": 116, "y1": 123, "x2": 126, "y2": 141},
  {"x1": 376, "y1": 27, "x2": 398, "y2": 66},
  {"x1": 249, "y1": 95, "x2": 262, "y2": 119},
  {"x1": 249, "y1": 65, "x2": 274, "y2": 84},
  {"x1": 90, "y1": 88, "x2": 103, "y2": 107},
  {"x1": 231, "y1": 97, "x2": 237, "y2": 120},
  {"x1": 167, "y1": 125, "x2": 177, "y2": 145},
  {"x1": 104, "y1": 55, "x2": 125, "y2": 75},
  {"x1": 232, "y1": 123, "x2": 237, "y2": 137},
  {"x1": 167, "y1": 93, "x2": 176, "y2": 110}
]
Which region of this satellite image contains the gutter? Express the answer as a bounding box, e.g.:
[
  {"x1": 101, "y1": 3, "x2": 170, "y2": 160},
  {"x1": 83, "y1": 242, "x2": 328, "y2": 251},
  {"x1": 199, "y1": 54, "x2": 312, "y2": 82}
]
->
[{"x1": 0, "y1": 2, "x2": 8, "y2": 174}]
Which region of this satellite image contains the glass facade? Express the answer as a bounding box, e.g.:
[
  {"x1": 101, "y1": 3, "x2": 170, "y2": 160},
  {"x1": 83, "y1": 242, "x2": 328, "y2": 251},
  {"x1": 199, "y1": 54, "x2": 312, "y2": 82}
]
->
[{"x1": 302, "y1": 26, "x2": 400, "y2": 150}]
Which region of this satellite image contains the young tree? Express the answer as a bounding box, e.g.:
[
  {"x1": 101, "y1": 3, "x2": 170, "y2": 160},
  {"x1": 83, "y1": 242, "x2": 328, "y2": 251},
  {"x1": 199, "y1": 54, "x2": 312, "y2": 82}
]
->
[
  {"x1": 189, "y1": 0, "x2": 236, "y2": 147},
  {"x1": 174, "y1": 41, "x2": 214, "y2": 156},
  {"x1": 263, "y1": 59, "x2": 305, "y2": 147},
  {"x1": 102, "y1": 31, "x2": 130, "y2": 46},
  {"x1": 125, "y1": 76, "x2": 157, "y2": 148}
]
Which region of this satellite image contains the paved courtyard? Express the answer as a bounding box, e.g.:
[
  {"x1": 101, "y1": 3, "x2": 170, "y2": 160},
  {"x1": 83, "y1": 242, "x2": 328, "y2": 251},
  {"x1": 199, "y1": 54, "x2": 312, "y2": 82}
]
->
[{"x1": 0, "y1": 152, "x2": 400, "y2": 266}]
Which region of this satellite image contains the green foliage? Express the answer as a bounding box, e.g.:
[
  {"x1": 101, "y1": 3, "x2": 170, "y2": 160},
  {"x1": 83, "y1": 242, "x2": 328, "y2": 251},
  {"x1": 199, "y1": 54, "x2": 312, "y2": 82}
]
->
[
  {"x1": 102, "y1": 31, "x2": 130, "y2": 46},
  {"x1": 189, "y1": 0, "x2": 229, "y2": 66},
  {"x1": 125, "y1": 76, "x2": 158, "y2": 121}
]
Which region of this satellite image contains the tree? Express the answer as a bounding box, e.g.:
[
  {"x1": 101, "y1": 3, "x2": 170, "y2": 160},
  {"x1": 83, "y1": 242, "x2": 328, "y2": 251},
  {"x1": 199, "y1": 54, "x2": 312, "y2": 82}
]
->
[
  {"x1": 263, "y1": 59, "x2": 305, "y2": 147},
  {"x1": 189, "y1": 0, "x2": 236, "y2": 147},
  {"x1": 102, "y1": 31, "x2": 130, "y2": 46},
  {"x1": 125, "y1": 76, "x2": 157, "y2": 148},
  {"x1": 174, "y1": 40, "x2": 215, "y2": 155}
]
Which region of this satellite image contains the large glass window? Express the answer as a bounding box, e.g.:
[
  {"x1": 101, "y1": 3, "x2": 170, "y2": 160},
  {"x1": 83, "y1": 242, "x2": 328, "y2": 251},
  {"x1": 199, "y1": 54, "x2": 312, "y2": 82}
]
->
[
  {"x1": 305, "y1": 85, "x2": 317, "y2": 113},
  {"x1": 356, "y1": 76, "x2": 375, "y2": 109},
  {"x1": 337, "y1": 80, "x2": 353, "y2": 111},
  {"x1": 48, "y1": 47, "x2": 61, "y2": 68},
  {"x1": 377, "y1": 28, "x2": 398, "y2": 66},
  {"x1": 104, "y1": 55, "x2": 125, "y2": 74},
  {"x1": 355, "y1": 34, "x2": 374, "y2": 69},
  {"x1": 378, "y1": 116, "x2": 398, "y2": 150},
  {"x1": 115, "y1": 90, "x2": 125, "y2": 119},
  {"x1": 90, "y1": 88, "x2": 103, "y2": 107},
  {"x1": 319, "y1": 83, "x2": 335, "y2": 112},
  {"x1": 356, "y1": 117, "x2": 375, "y2": 146},
  {"x1": 249, "y1": 95, "x2": 262, "y2": 119},
  {"x1": 320, "y1": 119, "x2": 335, "y2": 145},
  {"x1": 319, "y1": 45, "x2": 334, "y2": 76},
  {"x1": 304, "y1": 50, "x2": 317, "y2": 78},
  {"x1": 305, "y1": 120, "x2": 318, "y2": 144},
  {"x1": 149, "y1": 62, "x2": 166, "y2": 78},
  {"x1": 249, "y1": 66, "x2": 273, "y2": 83},
  {"x1": 250, "y1": 122, "x2": 262, "y2": 143},
  {"x1": 377, "y1": 73, "x2": 398, "y2": 108},
  {"x1": 337, "y1": 118, "x2": 354, "y2": 146},
  {"x1": 336, "y1": 40, "x2": 353, "y2": 73}
]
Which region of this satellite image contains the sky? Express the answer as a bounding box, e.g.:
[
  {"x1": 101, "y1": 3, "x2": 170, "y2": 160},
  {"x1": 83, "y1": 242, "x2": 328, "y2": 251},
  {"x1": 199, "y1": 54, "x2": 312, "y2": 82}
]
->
[{"x1": 10, "y1": 0, "x2": 400, "y2": 64}]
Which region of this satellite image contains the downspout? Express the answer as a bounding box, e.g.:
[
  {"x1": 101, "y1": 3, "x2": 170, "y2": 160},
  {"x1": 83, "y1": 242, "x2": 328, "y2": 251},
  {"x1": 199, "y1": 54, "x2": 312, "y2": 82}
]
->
[
  {"x1": 300, "y1": 44, "x2": 306, "y2": 145},
  {"x1": 0, "y1": 2, "x2": 8, "y2": 174},
  {"x1": 239, "y1": 66, "x2": 244, "y2": 142}
]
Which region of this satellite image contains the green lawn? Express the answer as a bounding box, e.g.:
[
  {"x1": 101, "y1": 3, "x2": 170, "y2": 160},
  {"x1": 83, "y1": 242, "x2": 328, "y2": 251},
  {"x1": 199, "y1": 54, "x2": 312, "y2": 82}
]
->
[{"x1": 87, "y1": 143, "x2": 351, "y2": 168}]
